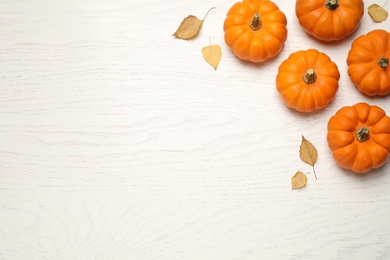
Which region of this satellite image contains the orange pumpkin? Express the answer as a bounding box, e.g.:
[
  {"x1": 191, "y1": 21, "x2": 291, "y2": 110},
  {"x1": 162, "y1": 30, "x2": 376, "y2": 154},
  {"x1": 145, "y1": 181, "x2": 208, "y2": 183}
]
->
[
  {"x1": 223, "y1": 0, "x2": 287, "y2": 62},
  {"x1": 295, "y1": 0, "x2": 364, "y2": 41},
  {"x1": 327, "y1": 103, "x2": 390, "y2": 173},
  {"x1": 347, "y1": 29, "x2": 390, "y2": 96},
  {"x1": 276, "y1": 49, "x2": 340, "y2": 112}
]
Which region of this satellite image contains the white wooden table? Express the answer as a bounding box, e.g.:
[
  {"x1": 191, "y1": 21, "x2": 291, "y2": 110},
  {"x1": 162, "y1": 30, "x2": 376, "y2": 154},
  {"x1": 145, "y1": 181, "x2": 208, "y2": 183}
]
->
[{"x1": 1, "y1": 0, "x2": 390, "y2": 259}]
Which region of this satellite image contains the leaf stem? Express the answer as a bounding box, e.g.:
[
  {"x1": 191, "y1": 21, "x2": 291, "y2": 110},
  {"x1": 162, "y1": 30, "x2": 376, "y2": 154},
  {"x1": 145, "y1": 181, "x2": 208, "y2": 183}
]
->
[
  {"x1": 313, "y1": 166, "x2": 317, "y2": 180},
  {"x1": 202, "y1": 7, "x2": 216, "y2": 21}
]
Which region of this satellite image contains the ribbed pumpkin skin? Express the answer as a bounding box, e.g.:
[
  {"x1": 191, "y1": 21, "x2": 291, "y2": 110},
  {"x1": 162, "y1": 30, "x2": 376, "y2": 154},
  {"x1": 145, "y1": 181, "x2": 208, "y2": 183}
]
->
[
  {"x1": 327, "y1": 103, "x2": 390, "y2": 173},
  {"x1": 295, "y1": 0, "x2": 364, "y2": 41},
  {"x1": 223, "y1": 0, "x2": 287, "y2": 62},
  {"x1": 276, "y1": 49, "x2": 340, "y2": 112},
  {"x1": 347, "y1": 30, "x2": 390, "y2": 96}
]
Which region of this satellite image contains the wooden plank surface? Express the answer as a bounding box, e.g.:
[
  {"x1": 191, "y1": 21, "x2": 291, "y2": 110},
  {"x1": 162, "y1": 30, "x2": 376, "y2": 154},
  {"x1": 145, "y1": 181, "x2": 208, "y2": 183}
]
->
[{"x1": 1, "y1": 0, "x2": 390, "y2": 259}]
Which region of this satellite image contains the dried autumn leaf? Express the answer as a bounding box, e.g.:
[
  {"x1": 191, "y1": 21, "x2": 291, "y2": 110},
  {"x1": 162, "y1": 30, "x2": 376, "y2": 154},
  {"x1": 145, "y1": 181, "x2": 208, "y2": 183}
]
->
[
  {"x1": 202, "y1": 44, "x2": 222, "y2": 70},
  {"x1": 173, "y1": 15, "x2": 203, "y2": 40},
  {"x1": 368, "y1": 4, "x2": 388, "y2": 22},
  {"x1": 173, "y1": 7, "x2": 215, "y2": 40},
  {"x1": 299, "y1": 135, "x2": 318, "y2": 179},
  {"x1": 291, "y1": 171, "x2": 307, "y2": 190}
]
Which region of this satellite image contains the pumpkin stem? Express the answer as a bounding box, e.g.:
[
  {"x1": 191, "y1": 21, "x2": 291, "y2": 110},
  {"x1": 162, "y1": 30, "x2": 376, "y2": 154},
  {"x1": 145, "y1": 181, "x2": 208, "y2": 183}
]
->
[
  {"x1": 302, "y1": 69, "x2": 317, "y2": 84},
  {"x1": 378, "y1": 57, "x2": 388, "y2": 68},
  {"x1": 356, "y1": 126, "x2": 370, "y2": 142},
  {"x1": 325, "y1": 0, "x2": 339, "y2": 10},
  {"x1": 250, "y1": 12, "x2": 262, "y2": 31}
]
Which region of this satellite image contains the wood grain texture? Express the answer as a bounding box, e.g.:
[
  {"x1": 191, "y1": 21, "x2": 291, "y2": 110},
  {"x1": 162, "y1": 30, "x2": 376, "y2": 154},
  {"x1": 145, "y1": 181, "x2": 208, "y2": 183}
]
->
[{"x1": 1, "y1": 0, "x2": 390, "y2": 259}]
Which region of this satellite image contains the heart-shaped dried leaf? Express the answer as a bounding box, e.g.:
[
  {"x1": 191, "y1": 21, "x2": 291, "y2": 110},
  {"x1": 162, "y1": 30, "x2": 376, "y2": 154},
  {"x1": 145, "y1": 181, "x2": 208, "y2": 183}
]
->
[
  {"x1": 299, "y1": 136, "x2": 317, "y2": 166},
  {"x1": 368, "y1": 4, "x2": 388, "y2": 22},
  {"x1": 291, "y1": 171, "x2": 307, "y2": 190},
  {"x1": 173, "y1": 7, "x2": 215, "y2": 40},
  {"x1": 202, "y1": 44, "x2": 222, "y2": 70}
]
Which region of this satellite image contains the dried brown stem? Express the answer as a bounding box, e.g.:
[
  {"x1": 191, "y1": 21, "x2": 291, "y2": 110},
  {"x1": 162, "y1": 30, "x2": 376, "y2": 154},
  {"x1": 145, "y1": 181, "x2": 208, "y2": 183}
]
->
[
  {"x1": 356, "y1": 126, "x2": 370, "y2": 142},
  {"x1": 302, "y1": 69, "x2": 317, "y2": 84},
  {"x1": 250, "y1": 12, "x2": 262, "y2": 31},
  {"x1": 326, "y1": 0, "x2": 339, "y2": 10}
]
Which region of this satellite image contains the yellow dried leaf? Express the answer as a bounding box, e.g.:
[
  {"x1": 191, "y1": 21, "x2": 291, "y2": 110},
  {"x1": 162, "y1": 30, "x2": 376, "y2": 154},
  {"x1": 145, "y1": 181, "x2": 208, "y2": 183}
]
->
[
  {"x1": 202, "y1": 44, "x2": 222, "y2": 70},
  {"x1": 299, "y1": 135, "x2": 318, "y2": 179},
  {"x1": 368, "y1": 4, "x2": 388, "y2": 23},
  {"x1": 291, "y1": 171, "x2": 307, "y2": 190},
  {"x1": 173, "y1": 7, "x2": 215, "y2": 40}
]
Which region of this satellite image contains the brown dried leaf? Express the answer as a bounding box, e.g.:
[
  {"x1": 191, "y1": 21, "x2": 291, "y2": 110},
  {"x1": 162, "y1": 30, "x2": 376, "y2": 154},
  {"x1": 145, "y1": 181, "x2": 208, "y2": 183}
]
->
[
  {"x1": 299, "y1": 136, "x2": 317, "y2": 166},
  {"x1": 173, "y1": 7, "x2": 215, "y2": 40},
  {"x1": 291, "y1": 171, "x2": 307, "y2": 190},
  {"x1": 202, "y1": 44, "x2": 222, "y2": 70},
  {"x1": 173, "y1": 15, "x2": 203, "y2": 40},
  {"x1": 368, "y1": 4, "x2": 388, "y2": 22}
]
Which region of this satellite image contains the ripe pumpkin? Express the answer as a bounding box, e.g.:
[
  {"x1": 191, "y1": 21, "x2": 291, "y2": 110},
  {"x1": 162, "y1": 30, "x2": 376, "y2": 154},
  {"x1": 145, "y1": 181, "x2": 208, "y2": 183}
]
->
[
  {"x1": 223, "y1": 0, "x2": 287, "y2": 62},
  {"x1": 327, "y1": 103, "x2": 390, "y2": 173},
  {"x1": 295, "y1": 0, "x2": 364, "y2": 41},
  {"x1": 347, "y1": 29, "x2": 390, "y2": 96},
  {"x1": 276, "y1": 49, "x2": 340, "y2": 112}
]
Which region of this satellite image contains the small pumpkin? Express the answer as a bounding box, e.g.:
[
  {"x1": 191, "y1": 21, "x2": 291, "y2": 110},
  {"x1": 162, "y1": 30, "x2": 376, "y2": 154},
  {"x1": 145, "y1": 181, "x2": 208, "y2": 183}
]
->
[
  {"x1": 295, "y1": 0, "x2": 364, "y2": 41},
  {"x1": 327, "y1": 103, "x2": 390, "y2": 173},
  {"x1": 223, "y1": 0, "x2": 287, "y2": 62},
  {"x1": 276, "y1": 49, "x2": 340, "y2": 112},
  {"x1": 347, "y1": 29, "x2": 390, "y2": 96}
]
